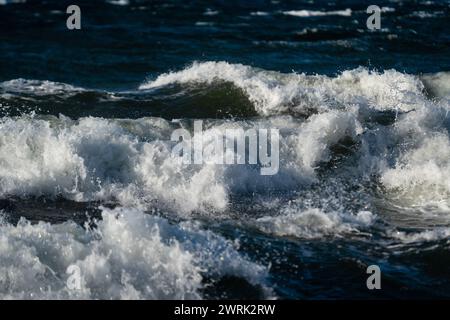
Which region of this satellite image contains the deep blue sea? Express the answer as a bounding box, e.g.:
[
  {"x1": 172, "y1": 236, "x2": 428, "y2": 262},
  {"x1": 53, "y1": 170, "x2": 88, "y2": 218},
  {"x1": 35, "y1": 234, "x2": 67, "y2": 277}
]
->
[{"x1": 0, "y1": 0, "x2": 450, "y2": 299}]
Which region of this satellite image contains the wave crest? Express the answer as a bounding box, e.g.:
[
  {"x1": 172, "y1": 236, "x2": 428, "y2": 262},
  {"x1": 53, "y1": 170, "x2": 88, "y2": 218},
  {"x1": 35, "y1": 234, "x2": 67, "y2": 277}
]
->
[{"x1": 140, "y1": 61, "x2": 428, "y2": 116}]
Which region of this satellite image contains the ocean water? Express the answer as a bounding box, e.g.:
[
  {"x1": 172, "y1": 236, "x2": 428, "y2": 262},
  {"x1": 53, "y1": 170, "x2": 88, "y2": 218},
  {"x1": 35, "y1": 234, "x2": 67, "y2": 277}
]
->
[{"x1": 0, "y1": 0, "x2": 450, "y2": 299}]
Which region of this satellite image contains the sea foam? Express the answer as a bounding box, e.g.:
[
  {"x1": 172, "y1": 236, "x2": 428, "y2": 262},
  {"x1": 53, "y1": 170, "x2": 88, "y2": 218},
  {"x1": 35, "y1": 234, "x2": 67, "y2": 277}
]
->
[{"x1": 0, "y1": 206, "x2": 270, "y2": 299}]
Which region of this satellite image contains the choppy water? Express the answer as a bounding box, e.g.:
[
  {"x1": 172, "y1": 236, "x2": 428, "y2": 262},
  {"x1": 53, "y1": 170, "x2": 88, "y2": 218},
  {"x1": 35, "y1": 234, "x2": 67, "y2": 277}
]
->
[{"x1": 1, "y1": 0, "x2": 450, "y2": 299}]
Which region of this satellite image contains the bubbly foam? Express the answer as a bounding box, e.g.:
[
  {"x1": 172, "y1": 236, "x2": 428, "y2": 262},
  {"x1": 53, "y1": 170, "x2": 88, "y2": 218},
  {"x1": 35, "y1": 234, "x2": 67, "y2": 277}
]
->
[
  {"x1": 0, "y1": 0, "x2": 26, "y2": 5},
  {"x1": 0, "y1": 79, "x2": 84, "y2": 96},
  {"x1": 0, "y1": 207, "x2": 269, "y2": 299},
  {"x1": 256, "y1": 208, "x2": 375, "y2": 239},
  {"x1": 381, "y1": 133, "x2": 450, "y2": 208},
  {"x1": 388, "y1": 227, "x2": 450, "y2": 243},
  {"x1": 250, "y1": 11, "x2": 269, "y2": 16},
  {"x1": 140, "y1": 62, "x2": 427, "y2": 115},
  {"x1": 0, "y1": 116, "x2": 230, "y2": 213},
  {"x1": 106, "y1": 0, "x2": 129, "y2": 6}
]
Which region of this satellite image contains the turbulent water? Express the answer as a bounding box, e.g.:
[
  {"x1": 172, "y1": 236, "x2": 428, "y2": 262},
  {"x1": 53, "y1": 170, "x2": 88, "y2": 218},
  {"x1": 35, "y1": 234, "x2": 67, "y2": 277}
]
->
[{"x1": 1, "y1": 0, "x2": 450, "y2": 299}]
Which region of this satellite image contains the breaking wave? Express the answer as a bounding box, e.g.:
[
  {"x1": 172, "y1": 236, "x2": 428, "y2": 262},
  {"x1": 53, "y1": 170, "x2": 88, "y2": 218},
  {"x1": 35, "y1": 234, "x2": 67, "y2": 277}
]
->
[
  {"x1": 0, "y1": 206, "x2": 269, "y2": 299},
  {"x1": 1, "y1": 62, "x2": 450, "y2": 241},
  {"x1": 139, "y1": 61, "x2": 432, "y2": 116}
]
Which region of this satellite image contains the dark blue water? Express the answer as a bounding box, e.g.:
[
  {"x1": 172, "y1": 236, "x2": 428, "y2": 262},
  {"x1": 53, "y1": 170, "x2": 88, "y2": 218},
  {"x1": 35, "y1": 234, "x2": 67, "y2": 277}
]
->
[
  {"x1": 2, "y1": 0, "x2": 449, "y2": 88},
  {"x1": 0, "y1": 0, "x2": 450, "y2": 299}
]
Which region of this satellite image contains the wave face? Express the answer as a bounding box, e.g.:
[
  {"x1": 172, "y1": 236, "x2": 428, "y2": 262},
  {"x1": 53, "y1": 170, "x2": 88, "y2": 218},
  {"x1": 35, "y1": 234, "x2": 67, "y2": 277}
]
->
[{"x1": 1, "y1": 0, "x2": 450, "y2": 300}]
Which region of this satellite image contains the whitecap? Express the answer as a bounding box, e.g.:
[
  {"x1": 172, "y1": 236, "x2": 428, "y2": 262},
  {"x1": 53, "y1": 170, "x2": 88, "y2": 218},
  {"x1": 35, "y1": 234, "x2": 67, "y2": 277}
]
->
[
  {"x1": 283, "y1": 9, "x2": 352, "y2": 17},
  {"x1": 0, "y1": 207, "x2": 270, "y2": 299}
]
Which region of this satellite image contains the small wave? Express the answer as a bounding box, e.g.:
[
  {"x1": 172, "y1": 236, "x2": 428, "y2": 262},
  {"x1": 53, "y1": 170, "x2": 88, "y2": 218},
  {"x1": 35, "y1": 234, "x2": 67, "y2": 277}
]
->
[
  {"x1": 294, "y1": 28, "x2": 358, "y2": 41},
  {"x1": 255, "y1": 208, "x2": 374, "y2": 239},
  {"x1": 408, "y1": 10, "x2": 444, "y2": 18},
  {"x1": 0, "y1": 79, "x2": 85, "y2": 96},
  {"x1": 381, "y1": 7, "x2": 396, "y2": 13},
  {"x1": 283, "y1": 9, "x2": 352, "y2": 17},
  {"x1": 381, "y1": 133, "x2": 450, "y2": 210},
  {"x1": 0, "y1": 79, "x2": 256, "y2": 119}
]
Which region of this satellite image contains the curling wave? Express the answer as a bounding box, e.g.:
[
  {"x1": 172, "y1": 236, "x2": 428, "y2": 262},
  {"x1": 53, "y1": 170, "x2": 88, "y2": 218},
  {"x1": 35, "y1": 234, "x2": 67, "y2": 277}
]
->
[{"x1": 0, "y1": 206, "x2": 270, "y2": 299}]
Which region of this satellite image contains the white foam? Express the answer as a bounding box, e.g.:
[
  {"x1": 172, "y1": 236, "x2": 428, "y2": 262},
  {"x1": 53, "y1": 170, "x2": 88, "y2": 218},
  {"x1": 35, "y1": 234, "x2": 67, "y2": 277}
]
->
[
  {"x1": 388, "y1": 227, "x2": 450, "y2": 243},
  {"x1": 409, "y1": 11, "x2": 443, "y2": 18},
  {"x1": 0, "y1": 0, "x2": 26, "y2": 5},
  {"x1": 0, "y1": 207, "x2": 270, "y2": 299},
  {"x1": 381, "y1": 133, "x2": 450, "y2": 208},
  {"x1": 3, "y1": 64, "x2": 450, "y2": 223},
  {"x1": 250, "y1": 11, "x2": 269, "y2": 16},
  {"x1": 292, "y1": 110, "x2": 362, "y2": 175},
  {"x1": 283, "y1": 9, "x2": 352, "y2": 17},
  {"x1": 421, "y1": 72, "x2": 450, "y2": 99},
  {"x1": 0, "y1": 112, "x2": 367, "y2": 214},
  {"x1": 106, "y1": 0, "x2": 129, "y2": 6},
  {"x1": 381, "y1": 7, "x2": 396, "y2": 12},
  {"x1": 140, "y1": 62, "x2": 427, "y2": 115},
  {"x1": 0, "y1": 79, "x2": 84, "y2": 96},
  {"x1": 256, "y1": 208, "x2": 375, "y2": 239},
  {"x1": 0, "y1": 116, "x2": 227, "y2": 213}
]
